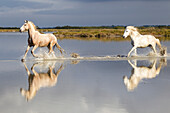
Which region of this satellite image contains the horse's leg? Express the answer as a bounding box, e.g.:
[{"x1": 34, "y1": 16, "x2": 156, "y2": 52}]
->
[
  {"x1": 128, "y1": 46, "x2": 137, "y2": 57},
  {"x1": 47, "y1": 44, "x2": 50, "y2": 53},
  {"x1": 56, "y1": 42, "x2": 66, "y2": 54},
  {"x1": 47, "y1": 42, "x2": 56, "y2": 57},
  {"x1": 156, "y1": 39, "x2": 162, "y2": 49},
  {"x1": 22, "y1": 45, "x2": 30, "y2": 61},
  {"x1": 134, "y1": 48, "x2": 137, "y2": 56},
  {"x1": 31, "y1": 45, "x2": 38, "y2": 58},
  {"x1": 31, "y1": 63, "x2": 39, "y2": 76},
  {"x1": 151, "y1": 44, "x2": 157, "y2": 53},
  {"x1": 48, "y1": 42, "x2": 55, "y2": 55},
  {"x1": 55, "y1": 64, "x2": 64, "y2": 77},
  {"x1": 23, "y1": 62, "x2": 31, "y2": 76}
]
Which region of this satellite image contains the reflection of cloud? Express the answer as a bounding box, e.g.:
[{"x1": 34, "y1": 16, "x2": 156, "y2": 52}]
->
[
  {"x1": 0, "y1": 60, "x2": 170, "y2": 113},
  {"x1": 0, "y1": 62, "x2": 22, "y2": 73}
]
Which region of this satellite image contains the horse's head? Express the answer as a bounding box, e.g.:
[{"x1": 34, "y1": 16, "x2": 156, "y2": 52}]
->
[
  {"x1": 123, "y1": 26, "x2": 137, "y2": 38},
  {"x1": 20, "y1": 20, "x2": 29, "y2": 32},
  {"x1": 20, "y1": 88, "x2": 37, "y2": 102},
  {"x1": 123, "y1": 75, "x2": 138, "y2": 91}
]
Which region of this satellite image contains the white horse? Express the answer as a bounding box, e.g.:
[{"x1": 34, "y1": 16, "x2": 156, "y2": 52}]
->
[
  {"x1": 123, "y1": 26, "x2": 162, "y2": 57},
  {"x1": 20, "y1": 20, "x2": 65, "y2": 61}
]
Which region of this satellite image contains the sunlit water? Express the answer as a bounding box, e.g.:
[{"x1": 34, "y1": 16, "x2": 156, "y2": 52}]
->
[{"x1": 0, "y1": 32, "x2": 170, "y2": 113}]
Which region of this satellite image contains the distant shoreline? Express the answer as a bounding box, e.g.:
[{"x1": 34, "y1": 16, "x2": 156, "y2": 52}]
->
[{"x1": 0, "y1": 26, "x2": 170, "y2": 41}]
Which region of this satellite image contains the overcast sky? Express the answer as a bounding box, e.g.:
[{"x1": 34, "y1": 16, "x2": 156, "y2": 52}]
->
[{"x1": 0, "y1": 0, "x2": 170, "y2": 27}]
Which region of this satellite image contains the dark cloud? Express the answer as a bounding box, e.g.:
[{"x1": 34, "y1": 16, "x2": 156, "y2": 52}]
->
[
  {"x1": 35, "y1": 8, "x2": 112, "y2": 15},
  {"x1": 0, "y1": 0, "x2": 170, "y2": 26}
]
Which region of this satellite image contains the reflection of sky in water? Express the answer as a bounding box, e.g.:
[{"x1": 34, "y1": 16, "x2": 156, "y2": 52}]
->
[
  {"x1": 0, "y1": 60, "x2": 170, "y2": 113},
  {"x1": 0, "y1": 33, "x2": 170, "y2": 113}
]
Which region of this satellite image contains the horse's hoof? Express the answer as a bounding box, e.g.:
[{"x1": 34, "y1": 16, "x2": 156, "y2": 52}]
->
[{"x1": 21, "y1": 59, "x2": 25, "y2": 62}]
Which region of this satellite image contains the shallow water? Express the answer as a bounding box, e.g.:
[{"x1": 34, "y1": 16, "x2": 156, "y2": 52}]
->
[{"x1": 0, "y1": 32, "x2": 170, "y2": 113}]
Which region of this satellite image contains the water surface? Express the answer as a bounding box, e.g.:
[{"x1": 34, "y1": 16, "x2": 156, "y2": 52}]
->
[{"x1": 0, "y1": 32, "x2": 170, "y2": 113}]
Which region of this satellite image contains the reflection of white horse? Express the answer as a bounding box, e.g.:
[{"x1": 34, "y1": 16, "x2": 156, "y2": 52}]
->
[
  {"x1": 20, "y1": 20, "x2": 65, "y2": 61},
  {"x1": 123, "y1": 59, "x2": 164, "y2": 91},
  {"x1": 123, "y1": 26, "x2": 162, "y2": 57},
  {"x1": 20, "y1": 62, "x2": 64, "y2": 101}
]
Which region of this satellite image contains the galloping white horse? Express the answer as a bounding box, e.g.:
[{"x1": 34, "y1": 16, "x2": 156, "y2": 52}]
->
[
  {"x1": 123, "y1": 26, "x2": 162, "y2": 57},
  {"x1": 20, "y1": 20, "x2": 65, "y2": 61}
]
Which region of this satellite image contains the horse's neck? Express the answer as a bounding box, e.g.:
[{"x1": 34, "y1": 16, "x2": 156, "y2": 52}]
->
[
  {"x1": 28, "y1": 30, "x2": 31, "y2": 38},
  {"x1": 28, "y1": 23, "x2": 36, "y2": 38},
  {"x1": 130, "y1": 31, "x2": 141, "y2": 40}
]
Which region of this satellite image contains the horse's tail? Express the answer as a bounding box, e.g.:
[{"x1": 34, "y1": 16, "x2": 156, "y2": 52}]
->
[
  {"x1": 156, "y1": 39, "x2": 161, "y2": 49},
  {"x1": 55, "y1": 42, "x2": 66, "y2": 54},
  {"x1": 156, "y1": 38, "x2": 167, "y2": 56}
]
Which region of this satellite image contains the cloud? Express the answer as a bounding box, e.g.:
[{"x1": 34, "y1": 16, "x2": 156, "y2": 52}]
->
[
  {"x1": 0, "y1": 0, "x2": 54, "y2": 16},
  {"x1": 0, "y1": 0, "x2": 170, "y2": 26},
  {"x1": 0, "y1": 0, "x2": 52, "y2": 9}
]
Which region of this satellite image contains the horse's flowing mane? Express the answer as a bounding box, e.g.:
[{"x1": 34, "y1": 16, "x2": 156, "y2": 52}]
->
[
  {"x1": 28, "y1": 21, "x2": 37, "y2": 30},
  {"x1": 127, "y1": 26, "x2": 138, "y2": 32}
]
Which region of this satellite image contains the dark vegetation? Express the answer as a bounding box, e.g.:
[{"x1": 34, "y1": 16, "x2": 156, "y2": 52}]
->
[{"x1": 0, "y1": 25, "x2": 170, "y2": 41}]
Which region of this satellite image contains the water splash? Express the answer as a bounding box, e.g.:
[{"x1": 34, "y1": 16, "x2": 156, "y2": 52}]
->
[
  {"x1": 160, "y1": 46, "x2": 167, "y2": 56},
  {"x1": 23, "y1": 46, "x2": 170, "y2": 62}
]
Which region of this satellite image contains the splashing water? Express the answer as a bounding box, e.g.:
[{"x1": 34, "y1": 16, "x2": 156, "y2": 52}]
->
[
  {"x1": 146, "y1": 46, "x2": 167, "y2": 57},
  {"x1": 37, "y1": 52, "x2": 57, "y2": 59},
  {"x1": 24, "y1": 46, "x2": 170, "y2": 62},
  {"x1": 160, "y1": 46, "x2": 167, "y2": 56},
  {"x1": 28, "y1": 49, "x2": 65, "y2": 61}
]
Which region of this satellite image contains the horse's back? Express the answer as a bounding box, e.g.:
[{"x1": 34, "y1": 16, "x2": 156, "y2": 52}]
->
[
  {"x1": 32, "y1": 32, "x2": 57, "y2": 47},
  {"x1": 46, "y1": 33, "x2": 56, "y2": 40},
  {"x1": 141, "y1": 35, "x2": 157, "y2": 43},
  {"x1": 38, "y1": 32, "x2": 57, "y2": 41},
  {"x1": 143, "y1": 35, "x2": 156, "y2": 40}
]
